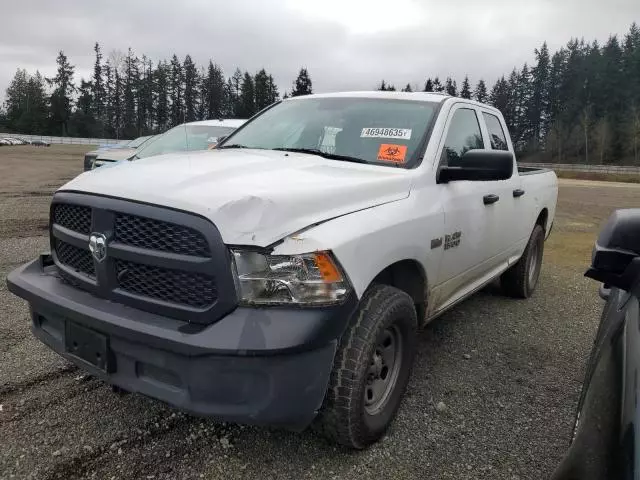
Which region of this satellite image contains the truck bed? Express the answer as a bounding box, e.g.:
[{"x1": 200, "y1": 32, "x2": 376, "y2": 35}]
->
[{"x1": 518, "y1": 165, "x2": 552, "y2": 176}]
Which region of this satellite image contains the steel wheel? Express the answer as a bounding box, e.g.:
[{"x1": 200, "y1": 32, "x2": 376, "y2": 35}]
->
[{"x1": 364, "y1": 324, "x2": 403, "y2": 416}]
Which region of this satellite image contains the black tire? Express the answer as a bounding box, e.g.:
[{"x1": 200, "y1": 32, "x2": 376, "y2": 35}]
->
[
  {"x1": 314, "y1": 284, "x2": 417, "y2": 449},
  {"x1": 501, "y1": 224, "x2": 545, "y2": 298}
]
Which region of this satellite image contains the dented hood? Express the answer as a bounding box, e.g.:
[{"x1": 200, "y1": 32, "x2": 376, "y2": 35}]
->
[{"x1": 61, "y1": 148, "x2": 413, "y2": 246}]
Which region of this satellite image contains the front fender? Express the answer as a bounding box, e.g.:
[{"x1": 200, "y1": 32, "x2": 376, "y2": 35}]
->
[{"x1": 273, "y1": 195, "x2": 444, "y2": 299}]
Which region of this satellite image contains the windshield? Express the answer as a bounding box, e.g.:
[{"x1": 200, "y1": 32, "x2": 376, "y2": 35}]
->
[
  {"x1": 221, "y1": 97, "x2": 439, "y2": 167},
  {"x1": 126, "y1": 136, "x2": 152, "y2": 148},
  {"x1": 135, "y1": 125, "x2": 237, "y2": 160}
]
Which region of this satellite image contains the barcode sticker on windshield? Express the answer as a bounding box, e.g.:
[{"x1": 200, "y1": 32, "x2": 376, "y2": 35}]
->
[{"x1": 361, "y1": 128, "x2": 412, "y2": 140}]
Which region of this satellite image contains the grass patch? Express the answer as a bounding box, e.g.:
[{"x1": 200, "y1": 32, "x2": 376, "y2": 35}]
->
[
  {"x1": 545, "y1": 230, "x2": 595, "y2": 270},
  {"x1": 555, "y1": 170, "x2": 640, "y2": 184}
]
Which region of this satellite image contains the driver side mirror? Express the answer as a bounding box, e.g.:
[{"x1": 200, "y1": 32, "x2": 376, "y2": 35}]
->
[
  {"x1": 586, "y1": 209, "x2": 640, "y2": 292},
  {"x1": 215, "y1": 135, "x2": 228, "y2": 147},
  {"x1": 437, "y1": 150, "x2": 514, "y2": 183}
]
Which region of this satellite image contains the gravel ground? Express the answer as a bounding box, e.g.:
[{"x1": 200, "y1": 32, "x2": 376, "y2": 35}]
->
[{"x1": 1, "y1": 147, "x2": 638, "y2": 480}]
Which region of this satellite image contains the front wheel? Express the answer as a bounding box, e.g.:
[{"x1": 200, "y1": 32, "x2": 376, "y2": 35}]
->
[
  {"x1": 314, "y1": 285, "x2": 417, "y2": 448},
  {"x1": 501, "y1": 224, "x2": 545, "y2": 298}
]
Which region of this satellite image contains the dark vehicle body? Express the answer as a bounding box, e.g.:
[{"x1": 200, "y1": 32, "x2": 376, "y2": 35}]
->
[{"x1": 552, "y1": 209, "x2": 640, "y2": 480}]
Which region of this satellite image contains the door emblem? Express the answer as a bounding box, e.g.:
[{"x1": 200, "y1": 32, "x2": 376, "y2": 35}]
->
[
  {"x1": 89, "y1": 233, "x2": 108, "y2": 262},
  {"x1": 444, "y1": 231, "x2": 462, "y2": 250}
]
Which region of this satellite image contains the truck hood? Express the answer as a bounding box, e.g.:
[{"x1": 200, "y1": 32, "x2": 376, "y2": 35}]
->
[{"x1": 61, "y1": 149, "x2": 413, "y2": 246}]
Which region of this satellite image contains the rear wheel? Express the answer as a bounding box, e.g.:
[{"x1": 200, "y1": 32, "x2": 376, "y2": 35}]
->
[
  {"x1": 501, "y1": 224, "x2": 545, "y2": 298},
  {"x1": 315, "y1": 285, "x2": 417, "y2": 448}
]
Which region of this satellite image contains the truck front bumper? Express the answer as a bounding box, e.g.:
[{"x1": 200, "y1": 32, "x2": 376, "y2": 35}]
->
[{"x1": 6, "y1": 256, "x2": 357, "y2": 430}]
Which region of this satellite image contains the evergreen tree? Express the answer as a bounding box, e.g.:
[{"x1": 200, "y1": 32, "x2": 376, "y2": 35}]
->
[
  {"x1": 122, "y1": 48, "x2": 138, "y2": 137},
  {"x1": 267, "y1": 74, "x2": 280, "y2": 105},
  {"x1": 169, "y1": 54, "x2": 184, "y2": 126},
  {"x1": 91, "y1": 42, "x2": 105, "y2": 123},
  {"x1": 254, "y1": 69, "x2": 271, "y2": 111},
  {"x1": 489, "y1": 77, "x2": 510, "y2": 118},
  {"x1": 528, "y1": 42, "x2": 551, "y2": 148},
  {"x1": 113, "y1": 68, "x2": 123, "y2": 138},
  {"x1": 401, "y1": 83, "x2": 413, "y2": 92},
  {"x1": 77, "y1": 79, "x2": 93, "y2": 114},
  {"x1": 474, "y1": 79, "x2": 488, "y2": 103},
  {"x1": 204, "y1": 61, "x2": 226, "y2": 119},
  {"x1": 137, "y1": 56, "x2": 153, "y2": 134},
  {"x1": 423, "y1": 78, "x2": 434, "y2": 92},
  {"x1": 197, "y1": 66, "x2": 207, "y2": 120},
  {"x1": 4, "y1": 69, "x2": 29, "y2": 128},
  {"x1": 432, "y1": 77, "x2": 444, "y2": 92},
  {"x1": 291, "y1": 68, "x2": 312, "y2": 96},
  {"x1": 5, "y1": 69, "x2": 48, "y2": 134},
  {"x1": 238, "y1": 72, "x2": 255, "y2": 117},
  {"x1": 23, "y1": 72, "x2": 48, "y2": 134},
  {"x1": 183, "y1": 54, "x2": 198, "y2": 122},
  {"x1": 155, "y1": 61, "x2": 169, "y2": 131},
  {"x1": 600, "y1": 36, "x2": 625, "y2": 161},
  {"x1": 460, "y1": 76, "x2": 471, "y2": 99},
  {"x1": 104, "y1": 61, "x2": 115, "y2": 136},
  {"x1": 445, "y1": 77, "x2": 457, "y2": 96},
  {"x1": 47, "y1": 51, "x2": 75, "y2": 136},
  {"x1": 229, "y1": 68, "x2": 243, "y2": 117}
]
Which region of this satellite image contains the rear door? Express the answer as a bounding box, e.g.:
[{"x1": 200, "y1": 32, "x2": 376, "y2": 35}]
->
[{"x1": 478, "y1": 110, "x2": 523, "y2": 259}]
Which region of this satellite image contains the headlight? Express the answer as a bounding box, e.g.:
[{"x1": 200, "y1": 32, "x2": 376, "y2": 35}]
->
[{"x1": 231, "y1": 250, "x2": 350, "y2": 305}]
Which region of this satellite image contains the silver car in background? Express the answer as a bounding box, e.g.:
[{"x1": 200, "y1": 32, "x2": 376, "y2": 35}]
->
[{"x1": 89, "y1": 119, "x2": 247, "y2": 170}]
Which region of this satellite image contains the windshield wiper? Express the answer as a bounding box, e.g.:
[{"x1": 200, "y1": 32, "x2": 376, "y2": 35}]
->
[
  {"x1": 272, "y1": 147, "x2": 369, "y2": 165},
  {"x1": 218, "y1": 144, "x2": 251, "y2": 149}
]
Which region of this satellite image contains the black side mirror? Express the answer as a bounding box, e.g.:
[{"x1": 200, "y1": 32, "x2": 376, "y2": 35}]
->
[
  {"x1": 585, "y1": 209, "x2": 640, "y2": 291},
  {"x1": 215, "y1": 135, "x2": 228, "y2": 147},
  {"x1": 437, "y1": 150, "x2": 514, "y2": 183}
]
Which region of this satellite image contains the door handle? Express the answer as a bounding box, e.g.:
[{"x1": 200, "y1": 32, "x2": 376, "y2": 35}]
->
[
  {"x1": 483, "y1": 194, "x2": 500, "y2": 205},
  {"x1": 513, "y1": 189, "x2": 525, "y2": 198}
]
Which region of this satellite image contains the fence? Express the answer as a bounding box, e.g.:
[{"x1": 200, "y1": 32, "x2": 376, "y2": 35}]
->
[
  {"x1": 0, "y1": 133, "x2": 128, "y2": 146},
  {"x1": 520, "y1": 162, "x2": 640, "y2": 175}
]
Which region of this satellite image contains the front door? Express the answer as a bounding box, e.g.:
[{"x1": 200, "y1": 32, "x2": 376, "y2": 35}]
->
[{"x1": 433, "y1": 104, "x2": 513, "y2": 306}]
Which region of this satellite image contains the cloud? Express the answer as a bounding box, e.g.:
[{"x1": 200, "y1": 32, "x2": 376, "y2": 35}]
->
[{"x1": 1, "y1": 0, "x2": 637, "y2": 101}]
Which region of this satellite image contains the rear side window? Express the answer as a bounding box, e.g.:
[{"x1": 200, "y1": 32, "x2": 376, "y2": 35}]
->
[
  {"x1": 482, "y1": 112, "x2": 509, "y2": 151},
  {"x1": 440, "y1": 108, "x2": 484, "y2": 165}
]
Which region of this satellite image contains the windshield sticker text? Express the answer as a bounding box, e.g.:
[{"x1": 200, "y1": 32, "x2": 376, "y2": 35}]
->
[
  {"x1": 361, "y1": 128, "x2": 412, "y2": 140},
  {"x1": 377, "y1": 144, "x2": 408, "y2": 163}
]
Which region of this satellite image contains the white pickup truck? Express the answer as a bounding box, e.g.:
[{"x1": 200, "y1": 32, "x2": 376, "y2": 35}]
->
[{"x1": 7, "y1": 91, "x2": 557, "y2": 449}]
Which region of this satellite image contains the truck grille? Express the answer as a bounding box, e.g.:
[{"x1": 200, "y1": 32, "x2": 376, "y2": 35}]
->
[
  {"x1": 115, "y1": 213, "x2": 210, "y2": 257},
  {"x1": 55, "y1": 240, "x2": 95, "y2": 278},
  {"x1": 53, "y1": 204, "x2": 92, "y2": 235},
  {"x1": 49, "y1": 193, "x2": 237, "y2": 323},
  {"x1": 115, "y1": 260, "x2": 217, "y2": 308}
]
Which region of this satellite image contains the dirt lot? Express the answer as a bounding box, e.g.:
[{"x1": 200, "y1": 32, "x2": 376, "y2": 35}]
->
[{"x1": 1, "y1": 145, "x2": 639, "y2": 480}]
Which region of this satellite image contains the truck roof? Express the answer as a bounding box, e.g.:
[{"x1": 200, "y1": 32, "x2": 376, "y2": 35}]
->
[{"x1": 283, "y1": 91, "x2": 501, "y2": 114}]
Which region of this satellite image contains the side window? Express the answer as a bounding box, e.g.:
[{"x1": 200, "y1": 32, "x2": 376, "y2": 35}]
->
[
  {"x1": 441, "y1": 108, "x2": 484, "y2": 165},
  {"x1": 482, "y1": 112, "x2": 509, "y2": 151}
]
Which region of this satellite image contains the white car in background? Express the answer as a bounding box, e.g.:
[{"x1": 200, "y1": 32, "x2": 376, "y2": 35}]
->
[
  {"x1": 83, "y1": 135, "x2": 155, "y2": 171},
  {"x1": 90, "y1": 119, "x2": 247, "y2": 170},
  {"x1": 1, "y1": 137, "x2": 27, "y2": 145}
]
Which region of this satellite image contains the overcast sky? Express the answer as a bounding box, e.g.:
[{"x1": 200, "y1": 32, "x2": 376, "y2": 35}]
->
[{"x1": 1, "y1": 0, "x2": 637, "y2": 100}]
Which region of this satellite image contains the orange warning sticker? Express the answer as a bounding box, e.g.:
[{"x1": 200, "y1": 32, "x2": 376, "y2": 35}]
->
[{"x1": 377, "y1": 144, "x2": 407, "y2": 163}]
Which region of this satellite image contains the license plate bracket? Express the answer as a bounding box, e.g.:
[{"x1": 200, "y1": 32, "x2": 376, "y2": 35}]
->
[{"x1": 65, "y1": 322, "x2": 109, "y2": 372}]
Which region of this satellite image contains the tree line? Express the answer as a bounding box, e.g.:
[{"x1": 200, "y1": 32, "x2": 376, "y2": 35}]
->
[
  {"x1": 379, "y1": 23, "x2": 640, "y2": 165},
  {"x1": 2, "y1": 22, "x2": 639, "y2": 164},
  {"x1": 1, "y1": 44, "x2": 313, "y2": 140}
]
